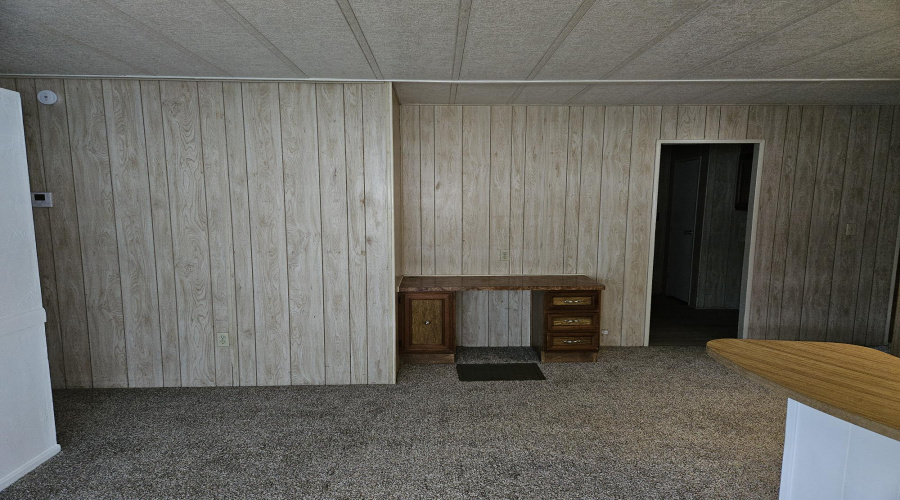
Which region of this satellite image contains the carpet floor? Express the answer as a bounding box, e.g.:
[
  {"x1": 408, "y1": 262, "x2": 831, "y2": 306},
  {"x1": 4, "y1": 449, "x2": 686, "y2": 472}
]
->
[{"x1": 1, "y1": 347, "x2": 785, "y2": 499}]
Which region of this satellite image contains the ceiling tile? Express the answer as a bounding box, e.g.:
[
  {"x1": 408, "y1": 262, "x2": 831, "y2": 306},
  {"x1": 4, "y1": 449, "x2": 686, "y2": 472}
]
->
[
  {"x1": 690, "y1": 0, "x2": 900, "y2": 79},
  {"x1": 536, "y1": 0, "x2": 706, "y2": 80},
  {"x1": 514, "y1": 84, "x2": 587, "y2": 104},
  {"x1": 460, "y1": 0, "x2": 583, "y2": 80},
  {"x1": 766, "y1": 25, "x2": 900, "y2": 79},
  {"x1": 611, "y1": 0, "x2": 830, "y2": 79},
  {"x1": 107, "y1": 0, "x2": 301, "y2": 78},
  {"x1": 454, "y1": 84, "x2": 519, "y2": 104},
  {"x1": 394, "y1": 83, "x2": 451, "y2": 104},
  {"x1": 0, "y1": 0, "x2": 229, "y2": 77},
  {"x1": 225, "y1": 0, "x2": 374, "y2": 79},
  {"x1": 349, "y1": 0, "x2": 457, "y2": 80},
  {"x1": 0, "y1": 17, "x2": 142, "y2": 75}
]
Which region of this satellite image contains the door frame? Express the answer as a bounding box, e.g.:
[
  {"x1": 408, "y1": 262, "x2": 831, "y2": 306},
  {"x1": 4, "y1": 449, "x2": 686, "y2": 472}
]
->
[{"x1": 643, "y1": 139, "x2": 765, "y2": 346}]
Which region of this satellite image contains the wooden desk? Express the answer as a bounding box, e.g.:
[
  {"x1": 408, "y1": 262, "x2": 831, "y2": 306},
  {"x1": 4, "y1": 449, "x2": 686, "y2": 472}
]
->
[
  {"x1": 398, "y1": 275, "x2": 605, "y2": 363},
  {"x1": 708, "y1": 339, "x2": 900, "y2": 498}
]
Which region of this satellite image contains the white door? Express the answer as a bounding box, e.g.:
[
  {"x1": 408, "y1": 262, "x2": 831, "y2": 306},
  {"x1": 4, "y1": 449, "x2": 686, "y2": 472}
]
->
[{"x1": 665, "y1": 158, "x2": 701, "y2": 303}]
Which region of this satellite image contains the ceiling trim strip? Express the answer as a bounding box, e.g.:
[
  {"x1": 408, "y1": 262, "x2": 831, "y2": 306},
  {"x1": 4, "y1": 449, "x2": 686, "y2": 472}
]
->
[
  {"x1": 335, "y1": 0, "x2": 384, "y2": 80},
  {"x1": 2, "y1": 75, "x2": 896, "y2": 84}
]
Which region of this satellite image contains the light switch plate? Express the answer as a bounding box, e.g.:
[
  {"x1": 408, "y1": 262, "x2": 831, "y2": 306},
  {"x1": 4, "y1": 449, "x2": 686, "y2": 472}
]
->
[{"x1": 32, "y1": 192, "x2": 53, "y2": 207}]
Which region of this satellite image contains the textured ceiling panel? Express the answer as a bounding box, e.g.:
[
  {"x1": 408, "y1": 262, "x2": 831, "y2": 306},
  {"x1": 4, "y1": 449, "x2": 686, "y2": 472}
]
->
[
  {"x1": 0, "y1": 17, "x2": 144, "y2": 75},
  {"x1": 611, "y1": 0, "x2": 830, "y2": 79},
  {"x1": 453, "y1": 84, "x2": 519, "y2": 104},
  {"x1": 765, "y1": 25, "x2": 900, "y2": 79},
  {"x1": 349, "y1": 0, "x2": 457, "y2": 79},
  {"x1": 225, "y1": 0, "x2": 373, "y2": 78},
  {"x1": 690, "y1": 0, "x2": 900, "y2": 79},
  {"x1": 513, "y1": 84, "x2": 588, "y2": 104},
  {"x1": 107, "y1": 0, "x2": 300, "y2": 77},
  {"x1": 394, "y1": 83, "x2": 451, "y2": 104},
  {"x1": 0, "y1": 0, "x2": 228, "y2": 77},
  {"x1": 460, "y1": 0, "x2": 583, "y2": 80},
  {"x1": 536, "y1": 0, "x2": 706, "y2": 80}
]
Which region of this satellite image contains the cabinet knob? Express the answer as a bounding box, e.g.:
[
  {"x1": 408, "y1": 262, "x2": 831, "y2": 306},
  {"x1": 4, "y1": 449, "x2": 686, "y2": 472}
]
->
[{"x1": 424, "y1": 320, "x2": 431, "y2": 325}]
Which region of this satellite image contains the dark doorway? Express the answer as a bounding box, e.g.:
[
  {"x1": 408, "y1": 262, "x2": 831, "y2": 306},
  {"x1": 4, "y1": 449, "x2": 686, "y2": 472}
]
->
[{"x1": 649, "y1": 143, "x2": 754, "y2": 346}]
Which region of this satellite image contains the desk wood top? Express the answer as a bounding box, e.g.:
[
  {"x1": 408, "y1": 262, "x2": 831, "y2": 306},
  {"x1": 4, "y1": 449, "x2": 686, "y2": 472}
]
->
[
  {"x1": 398, "y1": 274, "x2": 605, "y2": 292},
  {"x1": 707, "y1": 339, "x2": 900, "y2": 441}
]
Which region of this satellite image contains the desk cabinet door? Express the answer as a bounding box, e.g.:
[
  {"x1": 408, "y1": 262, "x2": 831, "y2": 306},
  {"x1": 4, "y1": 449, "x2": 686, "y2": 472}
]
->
[{"x1": 401, "y1": 292, "x2": 455, "y2": 354}]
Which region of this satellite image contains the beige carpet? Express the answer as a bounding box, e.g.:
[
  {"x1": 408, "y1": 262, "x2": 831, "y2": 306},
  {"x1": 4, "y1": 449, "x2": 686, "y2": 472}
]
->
[{"x1": 0, "y1": 347, "x2": 785, "y2": 499}]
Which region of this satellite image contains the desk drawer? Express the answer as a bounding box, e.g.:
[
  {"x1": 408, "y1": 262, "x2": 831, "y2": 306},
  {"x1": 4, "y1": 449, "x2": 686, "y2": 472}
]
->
[
  {"x1": 547, "y1": 313, "x2": 599, "y2": 331},
  {"x1": 547, "y1": 334, "x2": 598, "y2": 351},
  {"x1": 545, "y1": 291, "x2": 600, "y2": 311}
]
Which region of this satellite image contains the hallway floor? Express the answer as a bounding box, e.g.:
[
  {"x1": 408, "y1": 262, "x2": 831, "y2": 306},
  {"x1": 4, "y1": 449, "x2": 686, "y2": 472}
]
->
[{"x1": 649, "y1": 295, "x2": 739, "y2": 346}]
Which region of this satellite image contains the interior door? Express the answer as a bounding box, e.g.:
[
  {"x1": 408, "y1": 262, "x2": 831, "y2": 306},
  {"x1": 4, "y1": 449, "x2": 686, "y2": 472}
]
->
[{"x1": 665, "y1": 158, "x2": 702, "y2": 303}]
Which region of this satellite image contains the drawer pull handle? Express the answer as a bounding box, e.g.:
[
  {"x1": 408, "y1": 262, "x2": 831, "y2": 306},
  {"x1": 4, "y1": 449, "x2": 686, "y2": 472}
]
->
[
  {"x1": 424, "y1": 320, "x2": 431, "y2": 325},
  {"x1": 563, "y1": 300, "x2": 581, "y2": 304},
  {"x1": 565, "y1": 319, "x2": 578, "y2": 323},
  {"x1": 562, "y1": 339, "x2": 584, "y2": 344}
]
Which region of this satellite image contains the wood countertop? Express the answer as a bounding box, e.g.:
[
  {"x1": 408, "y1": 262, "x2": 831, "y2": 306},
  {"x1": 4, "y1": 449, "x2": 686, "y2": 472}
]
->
[
  {"x1": 707, "y1": 339, "x2": 900, "y2": 441},
  {"x1": 398, "y1": 274, "x2": 606, "y2": 292}
]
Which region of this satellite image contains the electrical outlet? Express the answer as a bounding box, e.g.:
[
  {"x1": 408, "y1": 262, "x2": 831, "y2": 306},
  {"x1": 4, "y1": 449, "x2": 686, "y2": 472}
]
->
[
  {"x1": 845, "y1": 223, "x2": 856, "y2": 236},
  {"x1": 217, "y1": 333, "x2": 229, "y2": 347},
  {"x1": 601, "y1": 329, "x2": 609, "y2": 335},
  {"x1": 499, "y1": 250, "x2": 509, "y2": 262}
]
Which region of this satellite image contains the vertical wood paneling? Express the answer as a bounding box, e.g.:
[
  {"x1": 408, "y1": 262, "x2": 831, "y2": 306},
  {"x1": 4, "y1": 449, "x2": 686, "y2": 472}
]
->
[
  {"x1": 766, "y1": 106, "x2": 803, "y2": 339},
  {"x1": 279, "y1": 82, "x2": 324, "y2": 385},
  {"x1": 623, "y1": 106, "x2": 662, "y2": 346},
  {"x1": 746, "y1": 105, "x2": 789, "y2": 339},
  {"x1": 799, "y1": 106, "x2": 852, "y2": 341},
  {"x1": 523, "y1": 106, "x2": 548, "y2": 274},
  {"x1": 661, "y1": 106, "x2": 678, "y2": 140},
  {"x1": 197, "y1": 81, "x2": 238, "y2": 386},
  {"x1": 419, "y1": 106, "x2": 437, "y2": 275},
  {"x1": 854, "y1": 107, "x2": 895, "y2": 345},
  {"x1": 777, "y1": 106, "x2": 824, "y2": 340},
  {"x1": 462, "y1": 106, "x2": 491, "y2": 275},
  {"x1": 20, "y1": 78, "x2": 396, "y2": 387},
  {"x1": 489, "y1": 107, "x2": 512, "y2": 346},
  {"x1": 17, "y1": 79, "x2": 65, "y2": 388},
  {"x1": 399, "y1": 104, "x2": 900, "y2": 348},
  {"x1": 66, "y1": 79, "x2": 128, "y2": 388},
  {"x1": 704, "y1": 106, "x2": 721, "y2": 139},
  {"x1": 140, "y1": 80, "x2": 181, "y2": 387},
  {"x1": 103, "y1": 79, "x2": 163, "y2": 387},
  {"x1": 344, "y1": 84, "x2": 368, "y2": 384},
  {"x1": 400, "y1": 106, "x2": 421, "y2": 275},
  {"x1": 676, "y1": 105, "x2": 706, "y2": 139},
  {"x1": 244, "y1": 82, "x2": 291, "y2": 386},
  {"x1": 222, "y1": 82, "x2": 257, "y2": 386},
  {"x1": 461, "y1": 107, "x2": 491, "y2": 345},
  {"x1": 434, "y1": 106, "x2": 463, "y2": 274},
  {"x1": 719, "y1": 106, "x2": 750, "y2": 140},
  {"x1": 316, "y1": 83, "x2": 352, "y2": 385},
  {"x1": 577, "y1": 107, "x2": 604, "y2": 278},
  {"x1": 598, "y1": 106, "x2": 633, "y2": 343},
  {"x1": 563, "y1": 107, "x2": 583, "y2": 274},
  {"x1": 362, "y1": 83, "x2": 395, "y2": 383},
  {"x1": 159, "y1": 81, "x2": 215, "y2": 387},
  {"x1": 509, "y1": 107, "x2": 528, "y2": 346},
  {"x1": 545, "y1": 107, "x2": 570, "y2": 274},
  {"x1": 866, "y1": 108, "x2": 900, "y2": 345},
  {"x1": 37, "y1": 79, "x2": 93, "y2": 387},
  {"x1": 826, "y1": 106, "x2": 879, "y2": 342}
]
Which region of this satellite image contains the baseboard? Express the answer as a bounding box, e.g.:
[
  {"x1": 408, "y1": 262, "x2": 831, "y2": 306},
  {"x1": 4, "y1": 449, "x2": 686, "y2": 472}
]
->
[{"x1": 0, "y1": 444, "x2": 60, "y2": 492}]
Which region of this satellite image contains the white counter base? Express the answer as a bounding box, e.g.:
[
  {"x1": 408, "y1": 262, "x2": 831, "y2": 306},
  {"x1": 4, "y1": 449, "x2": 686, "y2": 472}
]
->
[{"x1": 780, "y1": 399, "x2": 900, "y2": 500}]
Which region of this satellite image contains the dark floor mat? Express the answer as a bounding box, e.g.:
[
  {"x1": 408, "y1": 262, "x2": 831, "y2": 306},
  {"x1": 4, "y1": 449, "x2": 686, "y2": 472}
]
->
[{"x1": 456, "y1": 362, "x2": 546, "y2": 381}]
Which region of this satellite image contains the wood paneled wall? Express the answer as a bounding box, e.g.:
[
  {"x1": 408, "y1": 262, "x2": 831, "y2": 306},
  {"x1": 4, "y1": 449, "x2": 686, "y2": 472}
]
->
[
  {"x1": 0, "y1": 78, "x2": 396, "y2": 388},
  {"x1": 399, "y1": 104, "x2": 900, "y2": 347}
]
